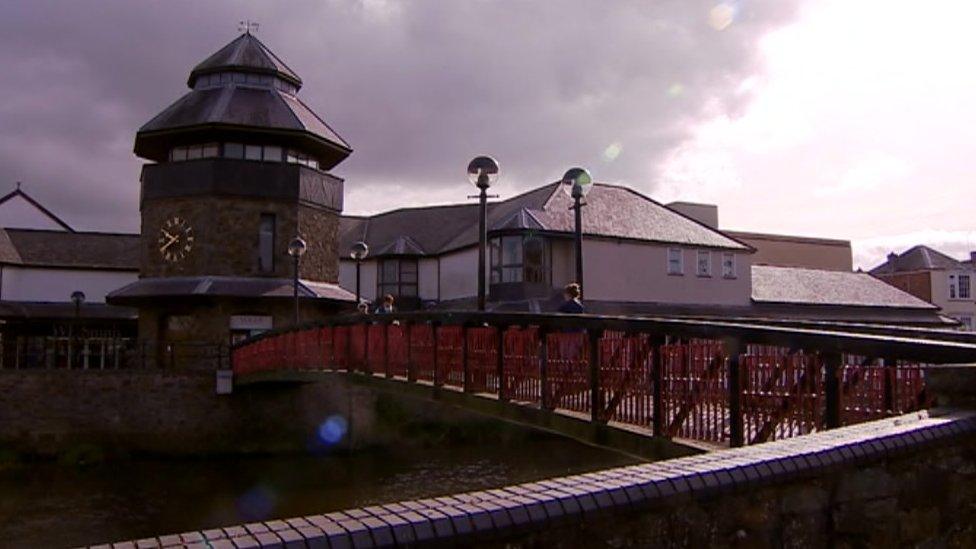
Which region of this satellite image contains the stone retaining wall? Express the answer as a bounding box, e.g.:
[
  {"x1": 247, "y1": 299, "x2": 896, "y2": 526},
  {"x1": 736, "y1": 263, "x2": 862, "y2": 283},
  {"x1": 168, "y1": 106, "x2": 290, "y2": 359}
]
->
[{"x1": 0, "y1": 370, "x2": 516, "y2": 459}]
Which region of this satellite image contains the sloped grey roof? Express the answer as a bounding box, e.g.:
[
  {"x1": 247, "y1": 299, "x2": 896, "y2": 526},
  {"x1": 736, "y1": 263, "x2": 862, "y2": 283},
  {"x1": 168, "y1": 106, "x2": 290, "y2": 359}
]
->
[
  {"x1": 108, "y1": 276, "x2": 354, "y2": 302},
  {"x1": 752, "y1": 265, "x2": 937, "y2": 309},
  {"x1": 340, "y1": 182, "x2": 750, "y2": 258},
  {"x1": 189, "y1": 33, "x2": 301, "y2": 88},
  {"x1": 870, "y1": 245, "x2": 965, "y2": 274},
  {"x1": 138, "y1": 86, "x2": 349, "y2": 150},
  {"x1": 0, "y1": 228, "x2": 139, "y2": 270}
]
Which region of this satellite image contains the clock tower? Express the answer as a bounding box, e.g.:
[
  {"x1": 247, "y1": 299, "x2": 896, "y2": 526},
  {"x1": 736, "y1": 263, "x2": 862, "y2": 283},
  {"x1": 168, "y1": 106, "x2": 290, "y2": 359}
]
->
[{"x1": 109, "y1": 32, "x2": 355, "y2": 364}]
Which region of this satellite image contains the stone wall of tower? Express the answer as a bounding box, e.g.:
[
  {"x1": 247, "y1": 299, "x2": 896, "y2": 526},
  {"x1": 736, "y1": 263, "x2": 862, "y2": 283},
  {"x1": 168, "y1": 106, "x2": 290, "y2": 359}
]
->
[{"x1": 140, "y1": 196, "x2": 339, "y2": 283}]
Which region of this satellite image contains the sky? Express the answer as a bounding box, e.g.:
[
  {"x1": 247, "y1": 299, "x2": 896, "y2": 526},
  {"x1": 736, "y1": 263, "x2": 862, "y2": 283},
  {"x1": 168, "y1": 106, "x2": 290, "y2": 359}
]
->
[{"x1": 0, "y1": 0, "x2": 972, "y2": 270}]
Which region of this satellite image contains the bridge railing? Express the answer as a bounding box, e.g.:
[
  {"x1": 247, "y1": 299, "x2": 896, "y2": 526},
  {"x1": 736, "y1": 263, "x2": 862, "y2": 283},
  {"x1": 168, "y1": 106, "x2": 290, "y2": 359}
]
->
[{"x1": 231, "y1": 311, "x2": 976, "y2": 447}]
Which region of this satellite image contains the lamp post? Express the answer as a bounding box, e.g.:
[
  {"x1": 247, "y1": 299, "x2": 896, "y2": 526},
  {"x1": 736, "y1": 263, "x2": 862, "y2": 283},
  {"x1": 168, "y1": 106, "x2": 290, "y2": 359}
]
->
[
  {"x1": 287, "y1": 237, "x2": 307, "y2": 325},
  {"x1": 70, "y1": 290, "x2": 85, "y2": 369},
  {"x1": 467, "y1": 156, "x2": 500, "y2": 311},
  {"x1": 561, "y1": 167, "x2": 593, "y2": 296},
  {"x1": 350, "y1": 241, "x2": 369, "y2": 306}
]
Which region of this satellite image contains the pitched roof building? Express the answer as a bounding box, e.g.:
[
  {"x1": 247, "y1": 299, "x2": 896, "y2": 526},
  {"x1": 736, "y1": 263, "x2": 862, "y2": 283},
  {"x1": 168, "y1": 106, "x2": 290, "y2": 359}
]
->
[{"x1": 871, "y1": 245, "x2": 976, "y2": 330}]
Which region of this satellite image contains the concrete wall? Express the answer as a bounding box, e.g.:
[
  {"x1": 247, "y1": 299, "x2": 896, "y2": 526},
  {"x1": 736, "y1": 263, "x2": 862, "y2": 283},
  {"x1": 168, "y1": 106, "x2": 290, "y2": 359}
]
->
[
  {"x1": 338, "y1": 259, "x2": 378, "y2": 302},
  {"x1": 577, "y1": 239, "x2": 752, "y2": 305},
  {"x1": 0, "y1": 266, "x2": 137, "y2": 303},
  {"x1": 0, "y1": 194, "x2": 68, "y2": 231},
  {"x1": 439, "y1": 247, "x2": 478, "y2": 301},
  {"x1": 727, "y1": 230, "x2": 853, "y2": 271},
  {"x1": 337, "y1": 239, "x2": 752, "y2": 307},
  {"x1": 418, "y1": 257, "x2": 439, "y2": 301}
]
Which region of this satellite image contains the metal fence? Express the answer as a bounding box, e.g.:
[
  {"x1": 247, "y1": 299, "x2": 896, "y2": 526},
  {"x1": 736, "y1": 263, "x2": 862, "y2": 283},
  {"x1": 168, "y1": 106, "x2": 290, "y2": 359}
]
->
[{"x1": 232, "y1": 311, "x2": 976, "y2": 447}]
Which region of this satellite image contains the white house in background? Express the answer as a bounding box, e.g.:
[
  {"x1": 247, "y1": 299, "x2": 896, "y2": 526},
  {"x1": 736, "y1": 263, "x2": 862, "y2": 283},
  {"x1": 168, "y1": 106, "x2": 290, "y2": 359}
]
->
[
  {"x1": 338, "y1": 181, "x2": 947, "y2": 327},
  {"x1": 871, "y1": 245, "x2": 976, "y2": 330}
]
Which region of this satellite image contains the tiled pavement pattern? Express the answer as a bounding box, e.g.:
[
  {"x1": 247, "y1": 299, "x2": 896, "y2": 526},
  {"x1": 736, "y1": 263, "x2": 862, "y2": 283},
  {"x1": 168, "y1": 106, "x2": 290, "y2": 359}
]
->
[{"x1": 87, "y1": 409, "x2": 976, "y2": 549}]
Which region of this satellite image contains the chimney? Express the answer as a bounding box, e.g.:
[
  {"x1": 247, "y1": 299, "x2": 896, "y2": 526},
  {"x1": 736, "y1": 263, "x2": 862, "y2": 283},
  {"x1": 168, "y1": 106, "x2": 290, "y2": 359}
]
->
[
  {"x1": 887, "y1": 252, "x2": 898, "y2": 263},
  {"x1": 970, "y1": 251, "x2": 976, "y2": 265}
]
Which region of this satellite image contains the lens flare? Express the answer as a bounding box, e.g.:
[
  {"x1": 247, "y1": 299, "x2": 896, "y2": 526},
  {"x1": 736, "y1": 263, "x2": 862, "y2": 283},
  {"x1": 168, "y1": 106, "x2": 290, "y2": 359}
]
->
[
  {"x1": 317, "y1": 414, "x2": 349, "y2": 445},
  {"x1": 709, "y1": 3, "x2": 736, "y2": 31},
  {"x1": 667, "y1": 83, "x2": 685, "y2": 97},
  {"x1": 602, "y1": 142, "x2": 622, "y2": 162}
]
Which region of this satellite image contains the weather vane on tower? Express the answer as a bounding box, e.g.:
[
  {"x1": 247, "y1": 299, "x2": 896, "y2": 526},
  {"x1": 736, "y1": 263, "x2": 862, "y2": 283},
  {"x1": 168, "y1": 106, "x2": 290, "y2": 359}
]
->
[{"x1": 238, "y1": 20, "x2": 259, "y2": 34}]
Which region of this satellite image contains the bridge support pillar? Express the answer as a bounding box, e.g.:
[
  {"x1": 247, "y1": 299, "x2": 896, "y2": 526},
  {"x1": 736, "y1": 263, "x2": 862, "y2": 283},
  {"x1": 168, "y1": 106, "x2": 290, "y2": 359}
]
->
[
  {"x1": 725, "y1": 337, "x2": 744, "y2": 447},
  {"x1": 824, "y1": 351, "x2": 843, "y2": 430}
]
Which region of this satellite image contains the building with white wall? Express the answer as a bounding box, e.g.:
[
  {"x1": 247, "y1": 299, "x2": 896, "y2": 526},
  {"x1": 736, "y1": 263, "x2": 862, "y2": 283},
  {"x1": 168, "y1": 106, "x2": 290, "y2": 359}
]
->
[
  {"x1": 0, "y1": 186, "x2": 139, "y2": 368},
  {"x1": 338, "y1": 181, "x2": 944, "y2": 326},
  {"x1": 871, "y1": 245, "x2": 976, "y2": 330}
]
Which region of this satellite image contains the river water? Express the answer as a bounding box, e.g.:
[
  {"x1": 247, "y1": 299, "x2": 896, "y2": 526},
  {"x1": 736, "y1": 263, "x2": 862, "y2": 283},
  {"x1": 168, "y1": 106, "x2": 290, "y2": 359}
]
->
[{"x1": 0, "y1": 434, "x2": 636, "y2": 548}]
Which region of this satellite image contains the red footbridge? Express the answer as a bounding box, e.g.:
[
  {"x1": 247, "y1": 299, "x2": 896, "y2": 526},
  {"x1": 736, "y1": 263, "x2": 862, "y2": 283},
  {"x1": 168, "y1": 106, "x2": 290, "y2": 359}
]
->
[{"x1": 232, "y1": 312, "x2": 976, "y2": 448}]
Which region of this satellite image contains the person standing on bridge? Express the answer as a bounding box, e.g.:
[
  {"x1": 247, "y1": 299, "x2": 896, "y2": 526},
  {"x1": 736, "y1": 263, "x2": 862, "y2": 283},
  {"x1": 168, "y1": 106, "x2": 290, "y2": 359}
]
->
[
  {"x1": 558, "y1": 283, "x2": 584, "y2": 315},
  {"x1": 375, "y1": 294, "x2": 395, "y2": 314},
  {"x1": 557, "y1": 283, "x2": 585, "y2": 362}
]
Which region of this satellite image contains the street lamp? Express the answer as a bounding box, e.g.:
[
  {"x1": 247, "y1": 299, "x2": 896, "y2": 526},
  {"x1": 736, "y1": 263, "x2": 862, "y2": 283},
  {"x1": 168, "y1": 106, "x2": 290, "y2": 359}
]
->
[
  {"x1": 467, "y1": 155, "x2": 500, "y2": 311},
  {"x1": 70, "y1": 290, "x2": 85, "y2": 368},
  {"x1": 287, "y1": 237, "x2": 307, "y2": 325},
  {"x1": 562, "y1": 167, "x2": 593, "y2": 296},
  {"x1": 350, "y1": 241, "x2": 369, "y2": 306}
]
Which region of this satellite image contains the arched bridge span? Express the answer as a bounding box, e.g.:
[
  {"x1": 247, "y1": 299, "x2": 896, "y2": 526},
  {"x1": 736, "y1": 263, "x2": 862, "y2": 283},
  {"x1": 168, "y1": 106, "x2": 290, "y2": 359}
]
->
[{"x1": 232, "y1": 312, "x2": 976, "y2": 449}]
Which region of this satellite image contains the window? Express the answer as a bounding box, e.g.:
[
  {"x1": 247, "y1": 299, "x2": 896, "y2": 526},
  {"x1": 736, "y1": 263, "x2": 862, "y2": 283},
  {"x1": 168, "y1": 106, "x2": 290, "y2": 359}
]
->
[
  {"x1": 258, "y1": 213, "x2": 275, "y2": 273},
  {"x1": 960, "y1": 274, "x2": 971, "y2": 299},
  {"x1": 697, "y1": 250, "x2": 711, "y2": 277},
  {"x1": 950, "y1": 275, "x2": 956, "y2": 299},
  {"x1": 377, "y1": 259, "x2": 419, "y2": 298},
  {"x1": 245, "y1": 144, "x2": 263, "y2": 161},
  {"x1": 489, "y1": 236, "x2": 549, "y2": 284},
  {"x1": 169, "y1": 143, "x2": 219, "y2": 162},
  {"x1": 170, "y1": 147, "x2": 187, "y2": 162},
  {"x1": 264, "y1": 145, "x2": 282, "y2": 162},
  {"x1": 224, "y1": 142, "x2": 244, "y2": 159},
  {"x1": 667, "y1": 248, "x2": 683, "y2": 275},
  {"x1": 286, "y1": 149, "x2": 319, "y2": 170},
  {"x1": 722, "y1": 253, "x2": 736, "y2": 279}
]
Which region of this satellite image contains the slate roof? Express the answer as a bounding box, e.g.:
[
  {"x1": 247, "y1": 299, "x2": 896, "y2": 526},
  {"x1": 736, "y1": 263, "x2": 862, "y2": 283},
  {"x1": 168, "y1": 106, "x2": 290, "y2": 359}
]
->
[
  {"x1": 135, "y1": 33, "x2": 350, "y2": 167},
  {"x1": 107, "y1": 276, "x2": 355, "y2": 302},
  {"x1": 870, "y1": 245, "x2": 966, "y2": 274},
  {"x1": 138, "y1": 84, "x2": 349, "y2": 150},
  {"x1": 0, "y1": 228, "x2": 139, "y2": 270},
  {"x1": 188, "y1": 33, "x2": 302, "y2": 88},
  {"x1": 340, "y1": 182, "x2": 750, "y2": 258},
  {"x1": 752, "y1": 265, "x2": 937, "y2": 310}
]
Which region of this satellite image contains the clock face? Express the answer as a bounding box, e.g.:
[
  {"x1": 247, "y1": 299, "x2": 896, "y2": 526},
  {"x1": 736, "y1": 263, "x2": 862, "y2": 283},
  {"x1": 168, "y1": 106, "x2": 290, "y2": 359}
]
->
[{"x1": 158, "y1": 216, "x2": 194, "y2": 263}]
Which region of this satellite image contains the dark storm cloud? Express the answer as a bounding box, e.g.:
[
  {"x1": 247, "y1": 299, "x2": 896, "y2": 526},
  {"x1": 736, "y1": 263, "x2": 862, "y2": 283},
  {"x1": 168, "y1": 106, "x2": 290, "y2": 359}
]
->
[{"x1": 0, "y1": 0, "x2": 801, "y2": 231}]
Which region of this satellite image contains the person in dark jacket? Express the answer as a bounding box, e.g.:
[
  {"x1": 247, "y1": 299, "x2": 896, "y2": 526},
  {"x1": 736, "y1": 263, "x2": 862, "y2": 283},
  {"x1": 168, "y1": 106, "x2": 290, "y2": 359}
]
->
[
  {"x1": 374, "y1": 294, "x2": 395, "y2": 314},
  {"x1": 558, "y1": 283, "x2": 584, "y2": 314}
]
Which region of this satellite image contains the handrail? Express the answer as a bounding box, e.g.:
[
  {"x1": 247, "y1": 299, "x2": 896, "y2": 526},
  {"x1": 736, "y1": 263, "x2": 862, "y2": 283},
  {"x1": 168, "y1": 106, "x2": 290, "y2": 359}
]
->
[{"x1": 235, "y1": 311, "x2": 976, "y2": 364}]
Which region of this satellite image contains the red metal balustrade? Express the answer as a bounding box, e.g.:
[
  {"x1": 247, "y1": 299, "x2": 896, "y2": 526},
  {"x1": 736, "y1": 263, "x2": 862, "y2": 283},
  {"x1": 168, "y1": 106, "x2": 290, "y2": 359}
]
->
[{"x1": 230, "y1": 314, "x2": 952, "y2": 447}]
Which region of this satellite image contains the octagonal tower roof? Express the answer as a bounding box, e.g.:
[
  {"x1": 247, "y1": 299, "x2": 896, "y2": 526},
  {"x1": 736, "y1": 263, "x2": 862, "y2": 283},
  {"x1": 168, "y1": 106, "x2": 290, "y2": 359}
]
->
[
  {"x1": 187, "y1": 33, "x2": 302, "y2": 89},
  {"x1": 135, "y1": 33, "x2": 351, "y2": 170}
]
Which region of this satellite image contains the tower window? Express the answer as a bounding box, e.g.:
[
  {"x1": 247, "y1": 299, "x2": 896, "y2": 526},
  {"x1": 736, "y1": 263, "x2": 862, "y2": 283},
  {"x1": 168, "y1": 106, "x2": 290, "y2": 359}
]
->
[
  {"x1": 258, "y1": 214, "x2": 276, "y2": 273},
  {"x1": 224, "y1": 143, "x2": 244, "y2": 159},
  {"x1": 245, "y1": 144, "x2": 263, "y2": 161}
]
